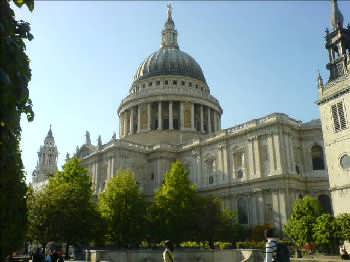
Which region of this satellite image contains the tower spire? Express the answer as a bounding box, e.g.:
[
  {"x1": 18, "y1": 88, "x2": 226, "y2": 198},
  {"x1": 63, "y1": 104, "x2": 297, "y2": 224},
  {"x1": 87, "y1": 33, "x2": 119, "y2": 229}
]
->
[
  {"x1": 161, "y1": 3, "x2": 179, "y2": 49},
  {"x1": 325, "y1": 0, "x2": 350, "y2": 81},
  {"x1": 47, "y1": 124, "x2": 53, "y2": 137},
  {"x1": 317, "y1": 71, "x2": 324, "y2": 89},
  {"x1": 331, "y1": 0, "x2": 344, "y2": 30}
]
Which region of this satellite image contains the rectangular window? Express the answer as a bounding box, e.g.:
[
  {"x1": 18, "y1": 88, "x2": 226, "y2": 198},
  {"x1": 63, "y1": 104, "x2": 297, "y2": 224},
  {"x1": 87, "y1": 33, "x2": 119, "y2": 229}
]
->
[
  {"x1": 181, "y1": 81, "x2": 185, "y2": 86},
  {"x1": 164, "y1": 80, "x2": 168, "y2": 85},
  {"x1": 156, "y1": 81, "x2": 160, "y2": 86},
  {"x1": 332, "y1": 102, "x2": 347, "y2": 132},
  {"x1": 173, "y1": 80, "x2": 177, "y2": 85}
]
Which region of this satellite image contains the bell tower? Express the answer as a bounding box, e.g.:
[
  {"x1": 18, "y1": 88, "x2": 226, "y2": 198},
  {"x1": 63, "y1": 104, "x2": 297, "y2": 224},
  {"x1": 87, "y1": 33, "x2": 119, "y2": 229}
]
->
[
  {"x1": 318, "y1": 0, "x2": 350, "y2": 215},
  {"x1": 32, "y1": 125, "x2": 58, "y2": 188},
  {"x1": 325, "y1": 0, "x2": 350, "y2": 81}
]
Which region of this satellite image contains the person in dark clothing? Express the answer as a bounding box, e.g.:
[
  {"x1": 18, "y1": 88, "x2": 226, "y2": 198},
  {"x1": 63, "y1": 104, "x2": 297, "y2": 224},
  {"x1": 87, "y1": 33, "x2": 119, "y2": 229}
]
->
[{"x1": 32, "y1": 248, "x2": 44, "y2": 262}]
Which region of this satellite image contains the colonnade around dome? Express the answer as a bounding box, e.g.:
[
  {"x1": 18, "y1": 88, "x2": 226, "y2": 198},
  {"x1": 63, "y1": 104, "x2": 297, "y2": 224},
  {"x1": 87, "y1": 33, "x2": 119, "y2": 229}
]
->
[{"x1": 119, "y1": 100, "x2": 221, "y2": 138}]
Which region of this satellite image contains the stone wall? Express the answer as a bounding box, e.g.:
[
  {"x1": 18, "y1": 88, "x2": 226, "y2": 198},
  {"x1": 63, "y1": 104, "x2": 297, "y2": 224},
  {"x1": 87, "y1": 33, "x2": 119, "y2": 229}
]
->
[{"x1": 86, "y1": 249, "x2": 264, "y2": 262}]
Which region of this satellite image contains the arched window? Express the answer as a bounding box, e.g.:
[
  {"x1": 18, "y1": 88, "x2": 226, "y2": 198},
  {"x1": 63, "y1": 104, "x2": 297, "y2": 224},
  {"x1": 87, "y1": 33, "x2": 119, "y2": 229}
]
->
[
  {"x1": 237, "y1": 197, "x2": 248, "y2": 224},
  {"x1": 311, "y1": 145, "x2": 325, "y2": 170},
  {"x1": 318, "y1": 194, "x2": 333, "y2": 214}
]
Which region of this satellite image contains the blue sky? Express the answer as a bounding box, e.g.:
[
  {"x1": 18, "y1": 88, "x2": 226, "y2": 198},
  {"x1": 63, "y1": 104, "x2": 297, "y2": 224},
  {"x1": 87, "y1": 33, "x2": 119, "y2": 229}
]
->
[{"x1": 15, "y1": 1, "x2": 350, "y2": 182}]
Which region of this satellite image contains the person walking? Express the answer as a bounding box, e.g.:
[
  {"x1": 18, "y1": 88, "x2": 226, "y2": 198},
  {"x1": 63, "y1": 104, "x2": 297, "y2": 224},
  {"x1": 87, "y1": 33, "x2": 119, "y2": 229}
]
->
[
  {"x1": 264, "y1": 228, "x2": 290, "y2": 262},
  {"x1": 163, "y1": 240, "x2": 174, "y2": 262},
  {"x1": 264, "y1": 228, "x2": 278, "y2": 262}
]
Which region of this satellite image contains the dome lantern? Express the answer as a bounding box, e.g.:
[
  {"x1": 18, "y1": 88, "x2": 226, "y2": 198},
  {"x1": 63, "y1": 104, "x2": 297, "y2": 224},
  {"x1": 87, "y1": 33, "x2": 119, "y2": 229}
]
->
[{"x1": 161, "y1": 3, "x2": 179, "y2": 49}]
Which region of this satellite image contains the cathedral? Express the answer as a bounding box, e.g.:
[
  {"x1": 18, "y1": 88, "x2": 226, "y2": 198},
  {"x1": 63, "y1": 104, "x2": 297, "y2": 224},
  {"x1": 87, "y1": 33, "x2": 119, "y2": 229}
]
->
[{"x1": 32, "y1": 3, "x2": 340, "y2": 231}]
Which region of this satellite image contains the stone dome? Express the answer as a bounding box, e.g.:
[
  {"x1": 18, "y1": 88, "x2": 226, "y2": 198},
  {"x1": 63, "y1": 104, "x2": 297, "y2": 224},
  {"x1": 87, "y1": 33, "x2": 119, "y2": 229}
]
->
[
  {"x1": 132, "y1": 5, "x2": 206, "y2": 84},
  {"x1": 133, "y1": 47, "x2": 206, "y2": 83}
]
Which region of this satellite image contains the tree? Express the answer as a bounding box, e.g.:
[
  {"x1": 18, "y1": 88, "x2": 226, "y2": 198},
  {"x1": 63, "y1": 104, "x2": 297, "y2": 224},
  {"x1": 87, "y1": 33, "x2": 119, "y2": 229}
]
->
[
  {"x1": 194, "y1": 196, "x2": 245, "y2": 248},
  {"x1": 284, "y1": 196, "x2": 324, "y2": 249},
  {"x1": 26, "y1": 186, "x2": 56, "y2": 248},
  {"x1": 336, "y1": 213, "x2": 350, "y2": 242},
  {"x1": 148, "y1": 161, "x2": 198, "y2": 244},
  {"x1": 27, "y1": 158, "x2": 100, "y2": 257},
  {"x1": 98, "y1": 169, "x2": 147, "y2": 247},
  {"x1": 0, "y1": 0, "x2": 34, "y2": 259},
  {"x1": 313, "y1": 213, "x2": 341, "y2": 254}
]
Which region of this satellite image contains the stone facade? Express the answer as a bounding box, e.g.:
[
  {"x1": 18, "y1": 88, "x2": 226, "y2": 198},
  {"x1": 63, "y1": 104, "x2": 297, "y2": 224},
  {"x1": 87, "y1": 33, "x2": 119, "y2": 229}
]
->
[
  {"x1": 317, "y1": 0, "x2": 350, "y2": 215},
  {"x1": 75, "y1": 5, "x2": 331, "y2": 228}
]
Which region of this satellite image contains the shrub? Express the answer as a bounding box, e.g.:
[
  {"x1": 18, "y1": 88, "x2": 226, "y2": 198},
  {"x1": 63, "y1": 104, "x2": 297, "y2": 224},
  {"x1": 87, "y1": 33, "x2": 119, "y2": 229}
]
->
[
  {"x1": 179, "y1": 241, "x2": 209, "y2": 249},
  {"x1": 236, "y1": 241, "x2": 265, "y2": 250},
  {"x1": 214, "y1": 242, "x2": 232, "y2": 250}
]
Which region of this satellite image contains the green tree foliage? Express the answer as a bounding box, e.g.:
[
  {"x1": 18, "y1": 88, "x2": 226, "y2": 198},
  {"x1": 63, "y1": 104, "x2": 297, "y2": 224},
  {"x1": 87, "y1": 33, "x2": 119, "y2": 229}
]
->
[
  {"x1": 148, "y1": 161, "x2": 198, "y2": 244},
  {"x1": 27, "y1": 158, "x2": 101, "y2": 255},
  {"x1": 194, "y1": 196, "x2": 245, "y2": 248},
  {"x1": 336, "y1": 213, "x2": 350, "y2": 242},
  {"x1": 284, "y1": 196, "x2": 324, "y2": 248},
  {"x1": 98, "y1": 170, "x2": 147, "y2": 247},
  {"x1": 27, "y1": 186, "x2": 56, "y2": 247},
  {"x1": 0, "y1": 0, "x2": 34, "y2": 259},
  {"x1": 313, "y1": 213, "x2": 340, "y2": 254}
]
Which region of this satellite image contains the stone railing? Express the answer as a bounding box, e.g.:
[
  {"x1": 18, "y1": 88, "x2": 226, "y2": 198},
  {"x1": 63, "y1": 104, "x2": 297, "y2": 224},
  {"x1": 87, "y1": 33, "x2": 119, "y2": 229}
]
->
[
  {"x1": 86, "y1": 249, "x2": 264, "y2": 262},
  {"x1": 226, "y1": 113, "x2": 301, "y2": 135},
  {"x1": 120, "y1": 85, "x2": 220, "y2": 106}
]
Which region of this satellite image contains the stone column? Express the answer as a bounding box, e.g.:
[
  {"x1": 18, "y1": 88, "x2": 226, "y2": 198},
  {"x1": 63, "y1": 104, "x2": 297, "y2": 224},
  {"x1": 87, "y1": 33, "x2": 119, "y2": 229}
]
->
[
  {"x1": 273, "y1": 132, "x2": 283, "y2": 174},
  {"x1": 169, "y1": 101, "x2": 173, "y2": 130},
  {"x1": 213, "y1": 111, "x2": 217, "y2": 132},
  {"x1": 137, "y1": 105, "x2": 141, "y2": 133},
  {"x1": 207, "y1": 107, "x2": 212, "y2": 133},
  {"x1": 129, "y1": 108, "x2": 134, "y2": 135},
  {"x1": 257, "y1": 192, "x2": 264, "y2": 224},
  {"x1": 123, "y1": 111, "x2": 128, "y2": 136},
  {"x1": 158, "y1": 102, "x2": 162, "y2": 130},
  {"x1": 253, "y1": 136, "x2": 261, "y2": 177},
  {"x1": 267, "y1": 135, "x2": 275, "y2": 174},
  {"x1": 191, "y1": 103, "x2": 195, "y2": 130},
  {"x1": 120, "y1": 113, "x2": 123, "y2": 137},
  {"x1": 289, "y1": 136, "x2": 296, "y2": 174},
  {"x1": 180, "y1": 102, "x2": 184, "y2": 130},
  {"x1": 200, "y1": 105, "x2": 204, "y2": 133},
  {"x1": 147, "y1": 103, "x2": 151, "y2": 130}
]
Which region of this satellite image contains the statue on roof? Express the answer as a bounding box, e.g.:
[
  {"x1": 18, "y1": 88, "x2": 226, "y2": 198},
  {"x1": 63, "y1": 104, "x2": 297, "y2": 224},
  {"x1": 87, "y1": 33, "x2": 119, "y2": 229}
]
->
[{"x1": 85, "y1": 130, "x2": 91, "y2": 145}]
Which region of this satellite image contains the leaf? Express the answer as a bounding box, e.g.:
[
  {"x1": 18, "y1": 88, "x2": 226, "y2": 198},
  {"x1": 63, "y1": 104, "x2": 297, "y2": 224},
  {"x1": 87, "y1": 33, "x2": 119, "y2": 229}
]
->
[
  {"x1": 25, "y1": 0, "x2": 34, "y2": 11},
  {"x1": 14, "y1": 0, "x2": 25, "y2": 8}
]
